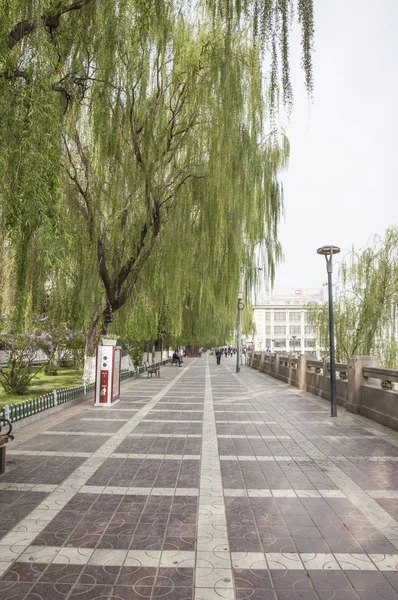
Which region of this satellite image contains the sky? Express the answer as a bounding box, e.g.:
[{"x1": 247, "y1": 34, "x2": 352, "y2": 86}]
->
[{"x1": 270, "y1": 0, "x2": 398, "y2": 293}]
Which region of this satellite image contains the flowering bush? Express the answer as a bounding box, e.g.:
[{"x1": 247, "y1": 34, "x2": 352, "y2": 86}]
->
[
  {"x1": 32, "y1": 318, "x2": 82, "y2": 375},
  {"x1": 0, "y1": 316, "x2": 85, "y2": 394}
]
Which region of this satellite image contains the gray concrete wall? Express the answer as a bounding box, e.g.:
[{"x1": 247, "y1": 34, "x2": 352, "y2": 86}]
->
[{"x1": 360, "y1": 385, "x2": 398, "y2": 432}]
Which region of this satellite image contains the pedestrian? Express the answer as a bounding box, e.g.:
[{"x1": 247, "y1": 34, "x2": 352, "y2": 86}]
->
[
  {"x1": 224, "y1": 347, "x2": 228, "y2": 359},
  {"x1": 216, "y1": 349, "x2": 221, "y2": 365},
  {"x1": 172, "y1": 350, "x2": 182, "y2": 366}
]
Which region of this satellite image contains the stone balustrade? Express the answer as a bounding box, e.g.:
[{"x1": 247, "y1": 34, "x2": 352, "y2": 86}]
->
[{"x1": 246, "y1": 351, "x2": 398, "y2": 431}]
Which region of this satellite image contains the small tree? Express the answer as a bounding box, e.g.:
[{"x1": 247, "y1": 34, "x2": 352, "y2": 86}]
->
[
  {"x1": 127, "y1": 344, "x2": 145, "y2": 371},
  {"x1": 31, "y1": 317, "x2": 85, "y2": 376},
  {"x1": 0, "y1": 326, "x2": 54, "y2": 395},
  {"x1": 308, "y1": 228, "x2": 398, "y2": 367},
  {"x1": 65, "y1": 331, "x2": 86, "y2": 376}
]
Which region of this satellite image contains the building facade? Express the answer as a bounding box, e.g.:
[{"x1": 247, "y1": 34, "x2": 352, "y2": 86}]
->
[{"x1": 252, "y1": 288, "x2": 324, "y2": 356}]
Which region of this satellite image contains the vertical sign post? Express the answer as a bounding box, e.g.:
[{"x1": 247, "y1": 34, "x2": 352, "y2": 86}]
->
[{"x1": 94, "y1": 345, "x2": 121, "y2": 407}]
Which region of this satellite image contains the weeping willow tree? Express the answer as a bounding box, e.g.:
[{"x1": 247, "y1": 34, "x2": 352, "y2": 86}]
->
[
  {"x1": 0, "y1": 0, "x2": 314, "y2": 376},
  {"x1": 308, "y1": 228, "x2": 398, "y2": 367}
]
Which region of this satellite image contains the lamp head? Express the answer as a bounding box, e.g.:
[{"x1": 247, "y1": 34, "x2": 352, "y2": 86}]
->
[{"x1": 317, "y1": 245, "x2": 340, "y2": 256}]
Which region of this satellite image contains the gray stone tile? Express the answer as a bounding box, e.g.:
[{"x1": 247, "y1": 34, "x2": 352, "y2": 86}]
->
[{"x1": 3, "y1": 358, "x2": 398, "y2": 598}]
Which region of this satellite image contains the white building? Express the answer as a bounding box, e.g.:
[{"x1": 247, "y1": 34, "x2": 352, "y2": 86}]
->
[{"x1": 252, "y1": 288, "x2": 325, "y2": 356}]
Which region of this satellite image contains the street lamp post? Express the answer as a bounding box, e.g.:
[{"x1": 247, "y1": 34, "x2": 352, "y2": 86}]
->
[
  {"x1": 317, "y1": 245, "x2": 341, "y2": 417},
  {"x1": 236, "y1": 266, "x2": 262, "y2": 373},
  {"x1": 291, "y1": 335, "x2": 297, "y2": 355},
  {"x1": 236, "y1": 268, "x2": 244, "y2": 373}
]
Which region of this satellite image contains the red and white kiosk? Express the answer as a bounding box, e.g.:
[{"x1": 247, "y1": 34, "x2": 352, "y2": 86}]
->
[{"x1": 94, "y1": 342, "x2": 121, "y2": 407}]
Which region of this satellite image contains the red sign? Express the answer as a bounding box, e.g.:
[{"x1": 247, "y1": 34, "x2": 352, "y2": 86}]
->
[
  {"x1": 294, "y1": 290, "x2": 302, "y2": 295},
  {"x1": 99, "y1": 370, "x2": 108, "y2": 403}
]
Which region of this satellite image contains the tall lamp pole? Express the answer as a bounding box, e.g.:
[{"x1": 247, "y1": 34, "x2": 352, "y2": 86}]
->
[
  {"x1": 236, "y1": 266, "x2": 262, "y2": 373},
  {"x1": 236, "y1": 268, "x2": 244, "y2": 373},
  {"x1": 317, "y1": 245, "x2": 340, "y2": 417}
]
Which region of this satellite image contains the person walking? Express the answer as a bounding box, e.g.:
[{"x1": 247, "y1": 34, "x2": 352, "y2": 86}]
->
[{"x1": 216, "y1": 349, "x2": 222, "y2": 365}]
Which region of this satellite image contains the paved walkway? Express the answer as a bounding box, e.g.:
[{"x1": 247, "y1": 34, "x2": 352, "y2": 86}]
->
[{"x1": 2, "y1": 357, "x2": 398, "y2": 599}]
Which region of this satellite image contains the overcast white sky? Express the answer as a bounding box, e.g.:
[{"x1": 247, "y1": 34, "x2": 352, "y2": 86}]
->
[{"x1": 271, "y1": 0, "x2": 398, "y2": 292}]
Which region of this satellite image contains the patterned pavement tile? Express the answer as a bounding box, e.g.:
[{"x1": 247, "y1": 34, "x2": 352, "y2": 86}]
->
[{"x1": 2, "y1": 358, "x2": 398, "y2": 599}]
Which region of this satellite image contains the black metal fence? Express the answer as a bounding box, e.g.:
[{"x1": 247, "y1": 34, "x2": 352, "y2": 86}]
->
[{"x1": 0, "y1": 359, "x2": 170, "y2": 423}]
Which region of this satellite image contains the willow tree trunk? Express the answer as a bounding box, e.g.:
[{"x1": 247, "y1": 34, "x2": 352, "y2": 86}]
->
[{"x1": 83, "y1": 310, "x2": 101, "y2": 382}]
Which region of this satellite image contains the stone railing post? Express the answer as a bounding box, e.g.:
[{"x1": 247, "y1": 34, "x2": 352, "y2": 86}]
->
[
  {"x1": 274, "y1": 353, "x2": 280, "y2": 380},
  {"x1": 298, "y1": 354, "x2": 307, "y2": 391},
  {"x1": 348, "y1": 356, "x2": 380, "y2": 413},
  {"x1": 322, "y1": 356, "x2": 329, "y2": 399},
  {"x1": 323, "y1": 356, "x2": 329, "y2": 378},
  {"x1": 260, "y1": 351, "x2": 265, "y2": 372}
]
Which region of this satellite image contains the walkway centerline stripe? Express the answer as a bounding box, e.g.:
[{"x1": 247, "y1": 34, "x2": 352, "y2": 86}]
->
[{"x1": 195, "y1": 361, "x2": 233, "y2": 599}]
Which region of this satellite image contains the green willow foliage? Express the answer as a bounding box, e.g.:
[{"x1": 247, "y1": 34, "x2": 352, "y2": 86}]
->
[
  {"x1": 308, "y1": 228, "x2": 398, "y2": 368},
  {"x1": 0, "y1": 0, "x2": 314, "y2": 354},
  {"x1": 206, "y1": 0, "x2": 314, "y2": 110}
]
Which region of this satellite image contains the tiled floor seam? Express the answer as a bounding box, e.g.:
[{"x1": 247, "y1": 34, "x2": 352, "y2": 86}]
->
[
  {"x1": 11, "y1": 546, "x2": 398, "y2": 571},
  {"x1": 231, "y1": 364, "x2": 398, "y2": 553},
  {"x1": 0, "y1": 366, "x2": 191, "y2": 575}
]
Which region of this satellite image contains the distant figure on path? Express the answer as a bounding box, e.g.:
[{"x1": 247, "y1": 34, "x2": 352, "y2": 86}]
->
[
  {"x1": 172, "y1": 350, "x2": 182, "y2": 366},
  {"x1": 216, "y1": 349, "x2": 222, "y2": 365}
]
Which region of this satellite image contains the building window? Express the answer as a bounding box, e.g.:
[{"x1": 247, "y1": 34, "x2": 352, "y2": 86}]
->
[
  {"x1": 290, "y1": 326, "x2": 301, "y2": 335},
  {"x1": 289, "y1": 339, "x2": 301, "y2": 348},
  {"x1": 305, "y1": 339, "x2": 316, "y2": 347},
  {"x1": 289, "y1": 312, "x2": 301, "y2": 321},
  {"x1": 265, "y1": 326, "x2": 271, "y2": 334},
  {"x1": 275, "y1": 339, "x2": 286, "y2": 347},
  {"x1": 265, "y1": 312, "x2": 271, "y2": 321},
  {"x1": 305, "y1": 326, "x2": 316, "y2": 335},
  {"x1": 274, "y1": 326, "x2": 286, "y2": 334},
  {"x1": 274, "y1": 312, "x2": 286, "y2": 321}
]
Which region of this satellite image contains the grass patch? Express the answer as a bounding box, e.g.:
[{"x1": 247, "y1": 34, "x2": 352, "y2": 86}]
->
[{"x1": 0, "y1": 366, "x2": 83, "y2": 408}]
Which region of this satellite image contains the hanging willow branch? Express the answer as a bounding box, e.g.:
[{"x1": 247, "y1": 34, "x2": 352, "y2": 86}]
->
[
  {"x1": 0, "y1": 0, "x2": 310, "y2": 357},
  {"x1": 206, "y1": 0, "x2": 314, "y2": 106}
]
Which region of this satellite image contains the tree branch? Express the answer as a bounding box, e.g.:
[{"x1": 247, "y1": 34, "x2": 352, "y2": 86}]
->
[
  {"x1": 97, "y1": 239, "x2": 113, "y2": 302},
  {"x1": 0, "y1": 69, "x2": 29, "y2": 80},
  {"x1": 7, "y1": 0, "x2": 93, "y2": 49}
]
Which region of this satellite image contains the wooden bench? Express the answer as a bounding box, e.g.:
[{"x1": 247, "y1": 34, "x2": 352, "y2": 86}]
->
[
  {"x1": 144, "y1": 362, "x2": 160, "y2": 378},
  {"x1": 0, "y1": 418, "x2": 14, "y2": 475}
]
